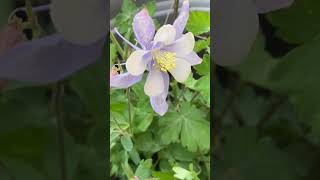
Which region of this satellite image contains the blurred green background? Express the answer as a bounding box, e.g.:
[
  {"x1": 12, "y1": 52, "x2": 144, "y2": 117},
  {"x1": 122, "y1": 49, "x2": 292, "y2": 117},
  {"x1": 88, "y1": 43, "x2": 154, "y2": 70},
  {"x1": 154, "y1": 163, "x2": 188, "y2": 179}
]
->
[
  {"x1": 213, "y1": 0, "x2": 320, "y2": 179},
  {"x1": 0, "y1": 0, "x2": 107, "y2": 179}
]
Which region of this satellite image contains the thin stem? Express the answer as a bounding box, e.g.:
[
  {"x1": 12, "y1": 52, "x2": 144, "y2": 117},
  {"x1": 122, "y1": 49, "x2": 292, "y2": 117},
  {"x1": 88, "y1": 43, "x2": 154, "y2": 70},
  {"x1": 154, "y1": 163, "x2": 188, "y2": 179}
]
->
[
  {"x1": 196, "y1": 35, "x2": 207, "y2": 40},
  {"x1": 53, "y1": 82, "x2": 67, "y2": 180},
  {"x1": 110, "y1": 31, "x2": 125, "y2": 59},
  {"x1": 111, "y1": 119, "x2": 125, "y2": 134},
  {"x1": 190, "y1": 91, "x2": 200, "y2": 103},
  {"x1": 113, "y1": 28, "x2": 140, "y2": 51},
  {"x1": 164, "y1": 0, "x2": 175, "y2": 24},
  {"x1": 175, "y1": 86, "x2": 185, "y2": 105},
  {"x1": 123, "y1": 28, "x2": 133, "y2": 59},
  {"x1": 152, "y1": 155, "x2": 161, "y2": 170},
  {"x1": 173, "y1": 0, "x2": 180, "y2": 20},
  {"x1": 127, "y1": 88, "x2": 133, "y2": 136},
  {"x1": 8, "y1": 4, "x2": 50, "y2": 23},
  {"x1": 256, "y1": 97, "x2": 284, "y2": 131}
]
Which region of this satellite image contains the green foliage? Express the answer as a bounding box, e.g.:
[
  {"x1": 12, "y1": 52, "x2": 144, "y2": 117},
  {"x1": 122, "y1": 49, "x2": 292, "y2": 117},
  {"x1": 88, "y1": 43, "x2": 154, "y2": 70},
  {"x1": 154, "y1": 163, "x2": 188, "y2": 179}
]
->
[
  {"x1": 214, "y1": 3, "x2": 320, "y2": 179},
  {"x1": 110, "y1": 2, "x2": 210, "y2": 179},
  {"x1": 186, "y1": 12, "x2": 210, "y2": 36},
  {"x1": 0, "y1": 59, "x2": 107, "y2": 179},
  {"x1": 267, "y1": 0, "x2": 320, "y2": 44}
]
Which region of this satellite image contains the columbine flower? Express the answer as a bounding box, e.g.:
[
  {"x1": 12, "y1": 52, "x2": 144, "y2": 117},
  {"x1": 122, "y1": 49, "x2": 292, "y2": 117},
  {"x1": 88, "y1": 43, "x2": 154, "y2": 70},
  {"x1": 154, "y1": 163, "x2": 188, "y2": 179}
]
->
[{"x1": 111, "y1": 0, "x2": 202, "y2": 116}]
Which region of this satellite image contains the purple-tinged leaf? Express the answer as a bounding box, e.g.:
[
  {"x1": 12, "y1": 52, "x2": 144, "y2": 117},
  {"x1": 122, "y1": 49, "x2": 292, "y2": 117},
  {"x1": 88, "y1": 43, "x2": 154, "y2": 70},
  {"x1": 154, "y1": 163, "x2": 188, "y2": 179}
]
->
[{"x1": 0, "y1": 34, "x2": 105, "y2": 84}]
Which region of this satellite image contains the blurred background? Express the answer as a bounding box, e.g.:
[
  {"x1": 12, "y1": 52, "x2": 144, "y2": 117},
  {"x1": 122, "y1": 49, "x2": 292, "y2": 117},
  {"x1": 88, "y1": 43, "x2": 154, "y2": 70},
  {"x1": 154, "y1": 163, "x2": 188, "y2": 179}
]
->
[
  {"x1": 213, "y1": 0, "x2": 320, "y2": 179},
  {"x1": 0, "y1": 0, "x2": 107, "y2": 179}
]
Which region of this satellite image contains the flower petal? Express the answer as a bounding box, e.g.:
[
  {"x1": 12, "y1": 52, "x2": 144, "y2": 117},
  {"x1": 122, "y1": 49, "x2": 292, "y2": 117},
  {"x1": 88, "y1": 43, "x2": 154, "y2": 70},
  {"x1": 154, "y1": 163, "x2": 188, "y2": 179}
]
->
[
  {"x1": 177, "y1": 52, "x2": 202, "y2": 65},
  {"x1": 110, "y1": 72, "x2": 142, "y2": 89},
  {"x1": 164, "y1": 32, "x2": 195, "y2": 56},
  {"x1": 0, "y1": 34, "x2": 104, "y2": 84},
  {"x1": 254, "y1": 0, "x2": 294, "y2": 13},
  {"x1": 150, "y1": 72, "x2": 169, "y2": 116},
  {"x1": 126, "y1": 50, "x2": 150, "y2": 76},
  {"x1": 173, "y1": 0, "x2": 190, "y2": 39},
  {"x1": 133, "y1": 8, "x2": 155, "y2": 50},
  {"x1": 169, "y1": 58, "x2": 191, "y2": 83},
  {"x1": 50, "y1": 0, "x2": 107, "y2": 45},
  {"x1": 153, "y1": 24, "x2": 176, "y2": 45},
  {"x1": 144, "y1": 68, "x2": 164, "y2": 97}
]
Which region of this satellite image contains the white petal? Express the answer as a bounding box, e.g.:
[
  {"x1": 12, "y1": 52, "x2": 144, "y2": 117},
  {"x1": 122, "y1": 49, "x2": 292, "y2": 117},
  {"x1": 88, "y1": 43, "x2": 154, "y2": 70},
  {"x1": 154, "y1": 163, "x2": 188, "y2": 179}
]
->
[
  {"x1": 126, "y1": 50, "x2": 148, "y2": 76},
  {"x1": 153, "y1": 25, "x2": 176, "y2": 45},
  {"x1": 165, "y1": 32, "x2": 195, "y2": 56},
  {"x1": 144, "y1": 69, "x2": 164, "y2": 97},
  {"x1": 169, "y1": 58, "x2": 191, "y2": 83}
]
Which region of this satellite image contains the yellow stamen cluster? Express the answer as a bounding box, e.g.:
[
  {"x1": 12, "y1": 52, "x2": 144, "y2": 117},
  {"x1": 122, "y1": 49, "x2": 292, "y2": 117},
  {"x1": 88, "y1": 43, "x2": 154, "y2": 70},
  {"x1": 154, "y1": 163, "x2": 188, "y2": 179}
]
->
[{"x1": 153, "y1": 50, "x2": 176, "y2": 72}]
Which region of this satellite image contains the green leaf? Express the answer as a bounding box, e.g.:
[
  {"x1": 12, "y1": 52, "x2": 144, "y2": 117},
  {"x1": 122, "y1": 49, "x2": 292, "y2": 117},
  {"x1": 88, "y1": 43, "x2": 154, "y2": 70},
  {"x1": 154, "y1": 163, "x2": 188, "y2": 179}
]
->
[
  {"x1": 0, "y1": 87, "x2": 51, "y2": 133},
  {"x1": 132, "y1": 107, "x2": 154, "y2": 134},
  {"x1": 158, "y1": 103, "x2": 210, "y2": 152},
  {"x1": 0, "y1": 158, "x2": 46, "y2": 180},
  {"x1": 112, "y1": 0, "x2": 137, "y2": 33},
  {"x1": 121, "y1": 0, "x2": 137, "y2": 13},
  {"x1": 215, "y1": 128, "x2": 299, "y2": 180},
  {"x1": 159, "y1": 143, "x2": 195, "y2": 162},
  {"x1": 184, "y1": 74, "x2": 210, "y2": 106},
  {"x1": 129, "y1": 147, "x2": 141, "y2": 165},
  {"x1": 194, "y1": 54, "x2": 210, "y2": 76},
  {"x1": 233, "y1": 86, "x2": 268, "y2": 126},
  {"x1": 172, "y1": 166, "x2": 193, "y2": 180},
  {"x1": 70, "y1": 58, "x2": 107, "y2": 120},
  {"x1": 157, "y1": 111, "x2": 183, "y2": 145},
  {"x1": 267, "y1": 0, "x2": 320, "y2": 43},
  {"x1": 263, "y1": 36, "x2": 320, "y2": 143},
  {"x1": 229, "y1": 33, "x2": 278, "y2": 88},
  {"x1": 74, "y1": 146, "x2": 106, "y2": 180},
  {"x1": 43, "y1": 130, "x2": 80, "y2": 180},
  {"x1": 0, "y1": 127, "x2": 48, "y2": 164},
  {"x1": 186, "y1": 12, "x2": 210, "y2": 35},
  {"x1": 122, "y1": 162, "x2": 135, "y2": 179},
  {"x1": 152, "y1": 171, "x2": 174, "y2": 180},
  {"x1": 121, "y1": 134, "x2": 133, "y2": 151},
  {"x1": 135, "y1": 159, "x2": 153, "y2": 180},
  {"x1": 135, "y1": 131, "x2": 162, "y2": 153},
  {"x1": 194, "y1": 38, "x2": 210, "y2": 53},
  {"x1": 179, "y1": 104, "x2": 210, "y2": 152},
  {"x1": 145, "y1": 0, "x2": 156, "y2": 16},
  {"x1": 110, "y1": 43, "x2": 117, "y2": 66}
]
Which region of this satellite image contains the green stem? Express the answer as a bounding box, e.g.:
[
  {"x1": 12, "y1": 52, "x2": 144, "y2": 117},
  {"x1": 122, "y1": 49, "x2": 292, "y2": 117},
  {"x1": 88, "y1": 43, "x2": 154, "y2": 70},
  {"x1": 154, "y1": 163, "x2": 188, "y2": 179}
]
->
[
  {"x1": 175, "y1": 86, "x2": 185, "y2": 107},
  {"x1": 110, "y1": 31, "x2": 125, "y2": 59},
  {"x1": 53, "y1": 82, "x2": 67, "y2": 180},
  {"x1": 190, "y1": 91, "x2": 200, "y2": 103},
  {"x1": 127, "y1": 88, "x2": 133, "y2": 136},
  {"x1": 152, "y1": 155, "x2": 161, "y2": 170},
  {"x1": 123, "y1": 28, "x2": 133, "y2": 59}
]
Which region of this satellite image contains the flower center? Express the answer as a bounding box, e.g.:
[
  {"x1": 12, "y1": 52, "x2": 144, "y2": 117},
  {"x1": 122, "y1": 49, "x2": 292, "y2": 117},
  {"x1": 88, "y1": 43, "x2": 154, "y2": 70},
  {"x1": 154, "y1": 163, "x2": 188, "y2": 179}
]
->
[{"x1": 152, "y1": 50, "x2": 176, "y2": 72}]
